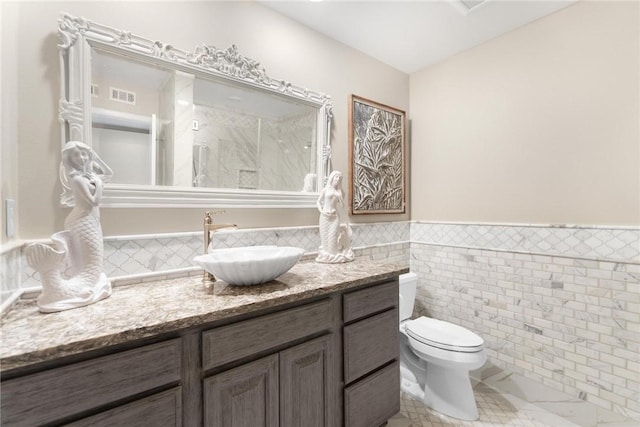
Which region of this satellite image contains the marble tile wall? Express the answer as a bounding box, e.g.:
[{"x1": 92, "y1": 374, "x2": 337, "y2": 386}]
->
[
  {"x1": 411, "y1": 222, "x2": 639, "y2": 262},
  {"x1": 410, "y1": 222, "x2": 640, "y2": 421}
]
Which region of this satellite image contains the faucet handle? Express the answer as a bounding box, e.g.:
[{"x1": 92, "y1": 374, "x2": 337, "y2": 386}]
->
[
  {"x1": 204, "y1": 210, "x2": 229, "y2": 228},
  {"x1": 206, "y1": 209, "x2": 226, "y2": 217},
  {"x1": 204, "y1": 211, "x2": 212, "y2": 225}
]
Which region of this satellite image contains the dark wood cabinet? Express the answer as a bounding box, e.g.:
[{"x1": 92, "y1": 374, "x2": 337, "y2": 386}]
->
[{"x1": 1, "y1": 278, "x2": 400, "y2": 426}]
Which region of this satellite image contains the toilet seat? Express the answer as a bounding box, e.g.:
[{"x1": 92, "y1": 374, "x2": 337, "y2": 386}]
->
[{"x1": 405, "y1": 317, "x2": 484, "y2": 353}]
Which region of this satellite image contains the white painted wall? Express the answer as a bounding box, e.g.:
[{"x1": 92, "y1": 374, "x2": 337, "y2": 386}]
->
[
  {"x1": 0, "y1": 4, "x2": 19, "y2": 244},
  {"x1": 410, "y1": 0, "x2": 639, "y2": 226}
]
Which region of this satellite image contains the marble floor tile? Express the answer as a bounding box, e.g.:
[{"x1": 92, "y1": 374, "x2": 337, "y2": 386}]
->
[
  {"x1": 390, "y1": 373, "x2": 638, "y2": 427},
  {"x1": 481, "y1": 371, "x2": 637, "y2": 427},
  {"x1": 396, "y1": 388, "x2": 569, "y2": 427},
  {"x1": 481, "y1": 371, "x2": 579, "y2": 405}
]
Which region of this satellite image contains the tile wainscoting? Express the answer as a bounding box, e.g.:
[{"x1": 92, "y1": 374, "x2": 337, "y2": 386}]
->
[
  {"x1": 0, "y1": 242, "x2": 23, "y2": 310},
  {"x1": 0, "y1": 221, "x2": 410, "y2": 305},
  {"x1": 410, "y1": 222, "x2": 640, "y2": 421}
]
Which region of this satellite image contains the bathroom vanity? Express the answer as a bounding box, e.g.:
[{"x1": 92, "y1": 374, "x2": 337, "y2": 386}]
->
[{"x1": 0, "y1": 259, "x2": 407, "y2": 426}]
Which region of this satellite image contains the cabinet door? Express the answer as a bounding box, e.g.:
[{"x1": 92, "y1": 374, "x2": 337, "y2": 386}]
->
[
  {"x1": 280, "y1": 335, "x2": 333, "y2": 427},
  {"x1": 203, "y1": 354, "x2": 278, "y2": 427}
]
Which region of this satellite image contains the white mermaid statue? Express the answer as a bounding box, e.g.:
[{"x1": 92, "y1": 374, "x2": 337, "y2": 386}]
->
[
  {"x1": 26, "y1": 141, "x2": 113, "y2": 313},
  {"x1": 316, "y1": 170, "x2": 354, "y2": 264}
]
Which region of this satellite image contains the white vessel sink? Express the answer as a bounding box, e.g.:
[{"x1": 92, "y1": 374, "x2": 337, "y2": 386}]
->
[{"x1": 193, "y1": 246, "x2": 305, "y2": 286}]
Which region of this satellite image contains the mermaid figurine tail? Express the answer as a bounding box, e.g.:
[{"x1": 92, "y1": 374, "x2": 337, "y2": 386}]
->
[
  {"x1": 26, "y1": 231, "x2": 111, "y2": 313},
  {"x1": 316, "y1": 222, "x2": 355, "y2": 264},
  {"x1": 27, "y1": 140, "x2": 113, "y2": 313}
]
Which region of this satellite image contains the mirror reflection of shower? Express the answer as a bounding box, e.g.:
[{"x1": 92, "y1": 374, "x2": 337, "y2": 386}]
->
[
  {"x1": 85, "y1": 38, "x2": 331, "y2": 198},
  {"x1": 190, "y1": 103, "x2": 317, "y2": 192}
]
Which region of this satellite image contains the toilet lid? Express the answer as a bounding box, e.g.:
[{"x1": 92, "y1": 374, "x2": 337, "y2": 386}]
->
[{"x1": 405, "y1": 317, "x2": 484, "y2": 352}]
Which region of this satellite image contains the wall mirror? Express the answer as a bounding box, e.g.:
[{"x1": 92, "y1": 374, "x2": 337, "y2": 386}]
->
[{"x1": 58, "y1": 13, "x2": 332, "y2": 208}]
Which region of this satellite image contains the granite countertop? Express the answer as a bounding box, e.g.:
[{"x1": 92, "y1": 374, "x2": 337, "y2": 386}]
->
[{"x1": 0, "y1": 258, "x2": 408, "y2": 373}]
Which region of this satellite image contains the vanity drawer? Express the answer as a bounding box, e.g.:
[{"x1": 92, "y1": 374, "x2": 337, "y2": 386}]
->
[
  {"x1": 343, "y1": 280, "x2": 398, "y2": 323},
  {"x1": 344, "y1": 361, "x2": 400, "y2": 427},
  {"x1": 1, "y1": 339, "x2": 181, "y2": 426},
  {"x1": 343, "y1": 308, "x2": 399, "y2": 384},
  {"x1": 202, "y1": 298, "x2": 333, "y2": 370},
  {"x1": 67, "y1": 387, "x2": 182, "y2": 427}
]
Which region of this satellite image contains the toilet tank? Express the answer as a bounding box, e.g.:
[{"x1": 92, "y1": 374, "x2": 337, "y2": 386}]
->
[{"x1": 399, "y1": 272, "x2": 418, "y2": 321}]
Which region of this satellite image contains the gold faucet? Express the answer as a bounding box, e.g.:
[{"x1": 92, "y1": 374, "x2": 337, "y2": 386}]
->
[{"x1": 203, "y1": 211, "x2": 237, "y2": 281}]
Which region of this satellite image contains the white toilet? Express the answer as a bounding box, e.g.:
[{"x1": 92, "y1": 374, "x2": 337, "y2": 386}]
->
[{"x1": 399, "y1": 272, "x2": 486, "y2": 421}]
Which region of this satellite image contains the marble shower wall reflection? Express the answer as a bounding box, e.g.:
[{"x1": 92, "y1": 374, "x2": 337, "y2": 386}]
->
[
  {"x1": 260, "y1": 112, "x2": 317, "y2": 191},
  {"x1": 193, "y1": 106, "x2": 315, "y2": 191}
]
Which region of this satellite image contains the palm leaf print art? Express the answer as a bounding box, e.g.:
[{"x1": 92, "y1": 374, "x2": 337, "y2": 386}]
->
[{"x1": 351, "y1": 98, "x2": 404, "y2": 213}]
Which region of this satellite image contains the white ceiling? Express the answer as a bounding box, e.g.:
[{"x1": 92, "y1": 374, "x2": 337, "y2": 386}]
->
[{"x1": 260, "y1": 0, "x2": 578, "y2": 74}]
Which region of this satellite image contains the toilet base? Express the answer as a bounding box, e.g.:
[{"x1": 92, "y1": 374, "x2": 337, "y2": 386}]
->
[
  {"x1": 401, "y1": 376, "x2": 425, "y2": 401},
  {"x1": 423, "y1": 364, "x2": 479, "y2": 421}
]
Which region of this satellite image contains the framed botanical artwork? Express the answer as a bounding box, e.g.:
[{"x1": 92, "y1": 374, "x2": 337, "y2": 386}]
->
[{"x1": 348, "y1": 95, "x2": 406, "y2": 214}]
